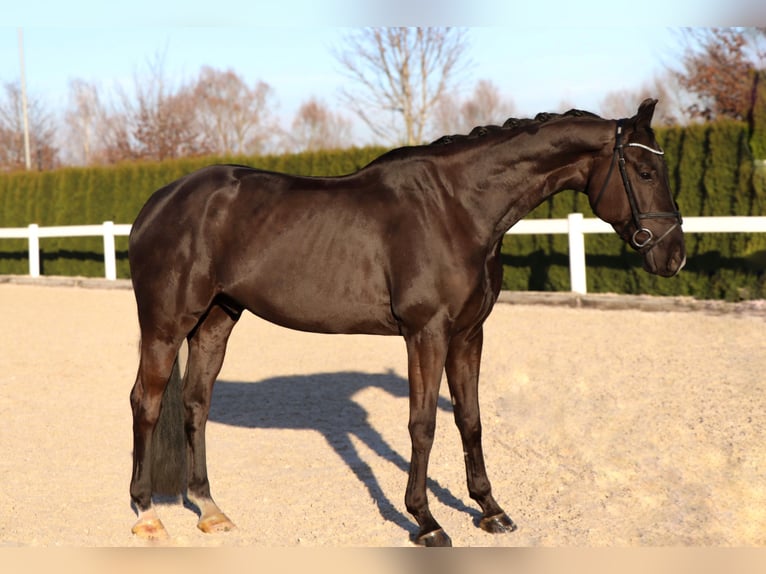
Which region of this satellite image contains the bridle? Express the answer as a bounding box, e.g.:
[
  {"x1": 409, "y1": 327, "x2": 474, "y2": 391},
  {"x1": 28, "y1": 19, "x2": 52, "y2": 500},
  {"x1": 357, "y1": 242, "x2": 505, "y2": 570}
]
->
[{"x1": 592, "y1": 120, "x2": 683, "y2": 254}]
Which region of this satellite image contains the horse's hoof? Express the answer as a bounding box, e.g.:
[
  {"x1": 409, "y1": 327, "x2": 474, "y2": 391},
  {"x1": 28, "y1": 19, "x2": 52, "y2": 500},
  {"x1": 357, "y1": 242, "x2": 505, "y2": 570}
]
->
[
  {"x1": 132, "y1": 517, "x2": 170, "y2": 541},
  {"x1": 197, "y1": 512, "x2": 236, "y2": 534},
  {"x1": 415, "y1": 528, "x2": 452, "y2": 547},
  {"x1": 479, "y1": 512, "x2": 517, "y2": 534}
]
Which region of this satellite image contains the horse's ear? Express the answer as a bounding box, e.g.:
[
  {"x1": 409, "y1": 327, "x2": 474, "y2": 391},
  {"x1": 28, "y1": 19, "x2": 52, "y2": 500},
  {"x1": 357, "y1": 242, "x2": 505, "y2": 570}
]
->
[{"x1": 634, "y1": 98, "x2": 658, "y2": 127}]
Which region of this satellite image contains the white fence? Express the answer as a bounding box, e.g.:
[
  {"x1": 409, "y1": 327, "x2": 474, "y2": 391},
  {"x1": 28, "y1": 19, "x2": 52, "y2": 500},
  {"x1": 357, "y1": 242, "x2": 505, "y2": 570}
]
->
[
  {"x1": 1, "y1": 215, "x2": 765, "y2": 294},
  {"x1": 0, "y1": 221, "x2": 132, "y2": 283}
]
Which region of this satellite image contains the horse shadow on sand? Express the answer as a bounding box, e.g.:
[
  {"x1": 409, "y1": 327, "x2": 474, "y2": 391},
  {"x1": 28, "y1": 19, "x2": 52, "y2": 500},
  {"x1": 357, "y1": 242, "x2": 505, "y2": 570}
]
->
[{"x1": 208, "y1": 370, "x2": 481, "y2": 537}]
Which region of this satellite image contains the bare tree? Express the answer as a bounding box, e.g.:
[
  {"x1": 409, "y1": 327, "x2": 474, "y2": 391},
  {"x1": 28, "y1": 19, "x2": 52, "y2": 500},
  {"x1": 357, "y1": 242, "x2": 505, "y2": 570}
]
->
[
  {"x1": 63, "y1": 79, "x2": 104, "y2": 165},
  {"x1": 133, "y1": 85, "x2": 206, "y2": 161},
  {"x1": 432, "y1": 79, "x2": 515, "y2": 136},
  {"x1": 334, "y1": 27, "x2": 469, "y2": 145},
  {"x1": 192, "y1": 66, "x2": 278, "y2": 155},
  {"x1": 61, "y1": 63, "x2": 282, "y2": 165},
  {"x1": 0, "y1": 81, "x2": 58, "y2": 171},
  {"x1": 671, "y1": 27, "x2": 766, "y2": 121},
  {"x1": 95, "y1": 54, "x2": 209, "y2": 163},
  {"x1": 286, "y1": 97, "x2": 353, "y2": 152},
  {"x1": 97, "y1": 105, "x2": 136, "y2": 164}
]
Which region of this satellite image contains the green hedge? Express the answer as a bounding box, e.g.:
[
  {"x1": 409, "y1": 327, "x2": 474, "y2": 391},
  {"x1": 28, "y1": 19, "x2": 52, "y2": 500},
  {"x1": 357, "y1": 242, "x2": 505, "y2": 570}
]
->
[
  {"x1": 750, "y1": 71, "x2": 766, "y2": 160},
  {"x1": 0, "y1": 123, "x2": 764, "y2": 300}
]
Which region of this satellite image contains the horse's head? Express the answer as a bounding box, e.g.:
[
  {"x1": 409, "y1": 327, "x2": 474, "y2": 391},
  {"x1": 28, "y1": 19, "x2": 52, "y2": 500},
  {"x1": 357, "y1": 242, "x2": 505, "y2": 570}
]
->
[{"x1": 587, "y1": 98, "x2": 686, "y2": 277}]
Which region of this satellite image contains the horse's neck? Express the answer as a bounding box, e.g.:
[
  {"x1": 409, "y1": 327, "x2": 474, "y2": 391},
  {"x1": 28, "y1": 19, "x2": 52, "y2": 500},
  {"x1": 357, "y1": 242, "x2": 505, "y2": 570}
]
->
[{"x1": 458, "y1": 119, "x2": 612, "y2": 243}]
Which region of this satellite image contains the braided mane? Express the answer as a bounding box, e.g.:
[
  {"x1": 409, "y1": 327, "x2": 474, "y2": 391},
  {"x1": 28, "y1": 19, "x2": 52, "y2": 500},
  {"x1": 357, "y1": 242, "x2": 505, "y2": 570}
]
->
[{"x1": 429, "y1": 108, "x2": 601, "y2": 146}]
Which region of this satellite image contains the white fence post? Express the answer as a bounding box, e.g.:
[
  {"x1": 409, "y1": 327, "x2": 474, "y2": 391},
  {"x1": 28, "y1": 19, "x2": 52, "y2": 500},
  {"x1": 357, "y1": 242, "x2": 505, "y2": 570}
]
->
[
  {"x1": 102, "y1": 221, "x2": 117, "y2": 280},
  {"x1": 567, "y1": 213, "x2": 587, "y2": 294},
  {"x1": 28, "y1": 223, "x2": 40, "y2": 277}
]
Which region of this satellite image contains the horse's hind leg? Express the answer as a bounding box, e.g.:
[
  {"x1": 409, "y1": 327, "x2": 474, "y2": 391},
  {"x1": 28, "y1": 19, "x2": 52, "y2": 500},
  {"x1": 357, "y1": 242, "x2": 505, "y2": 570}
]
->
[
  {"x1": 183, "y1": 302, "x2": 240, "y2": 534},
  {"x1": 445, "y1": 328, "x2": 516, "y2": 534},
  {"x1": 129, "y1": 335, "x2": 184, "y2": 540}
]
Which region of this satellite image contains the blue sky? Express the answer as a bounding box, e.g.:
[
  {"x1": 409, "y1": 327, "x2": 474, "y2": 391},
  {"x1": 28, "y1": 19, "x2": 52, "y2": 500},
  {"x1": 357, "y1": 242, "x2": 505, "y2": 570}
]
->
[{"x1": 1, "y1": 1, "x2": 763, "y2": 145}]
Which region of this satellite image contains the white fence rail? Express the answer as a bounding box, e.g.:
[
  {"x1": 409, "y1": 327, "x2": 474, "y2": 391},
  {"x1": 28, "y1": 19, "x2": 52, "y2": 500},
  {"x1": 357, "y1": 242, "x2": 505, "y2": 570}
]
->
[
  {"x1": 1, "y1": 215, "x2": 765, "y2": 293},
  {"x1": 0, "y1": 221, "x2": 132, "y2": 282}
]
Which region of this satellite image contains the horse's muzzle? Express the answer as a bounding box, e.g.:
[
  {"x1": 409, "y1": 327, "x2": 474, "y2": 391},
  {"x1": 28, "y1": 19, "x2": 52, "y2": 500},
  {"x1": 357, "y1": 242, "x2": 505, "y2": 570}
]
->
[{"x1": 643, "y1": 241, "x2": 686, "y2": 277}]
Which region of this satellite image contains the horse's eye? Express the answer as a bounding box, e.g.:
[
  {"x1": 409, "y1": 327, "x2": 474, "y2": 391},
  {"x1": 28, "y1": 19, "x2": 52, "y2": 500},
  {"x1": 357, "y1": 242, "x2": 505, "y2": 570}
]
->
[{"x1": 639, "y1": 171, "x2": 652, "y2": 180}]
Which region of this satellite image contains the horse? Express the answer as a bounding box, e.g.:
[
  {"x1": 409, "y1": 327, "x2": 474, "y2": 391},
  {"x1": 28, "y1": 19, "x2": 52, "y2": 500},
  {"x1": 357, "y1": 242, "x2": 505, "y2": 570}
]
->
[{"x1": 128, "y1": 98, "x2": 685, "y2": 546}]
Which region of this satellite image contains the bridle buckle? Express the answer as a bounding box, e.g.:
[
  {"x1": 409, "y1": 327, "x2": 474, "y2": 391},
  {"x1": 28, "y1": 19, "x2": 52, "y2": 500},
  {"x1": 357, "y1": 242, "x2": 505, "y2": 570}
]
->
[{"x1": 632, "y1": 227, "x2": 654, "y2": 249}]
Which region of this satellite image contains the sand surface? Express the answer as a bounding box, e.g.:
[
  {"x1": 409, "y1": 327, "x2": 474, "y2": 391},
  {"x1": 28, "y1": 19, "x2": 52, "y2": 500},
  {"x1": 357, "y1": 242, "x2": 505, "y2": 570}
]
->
[{"x1": 0, "y1": 283, "x2": 764, "y2": 547}]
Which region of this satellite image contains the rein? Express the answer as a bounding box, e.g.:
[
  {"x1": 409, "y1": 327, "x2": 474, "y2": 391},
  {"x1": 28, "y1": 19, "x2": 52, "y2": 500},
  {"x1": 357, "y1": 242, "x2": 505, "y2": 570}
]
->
[{"x1": 593, "y1": 120, "x2": 682, "y2": 253}]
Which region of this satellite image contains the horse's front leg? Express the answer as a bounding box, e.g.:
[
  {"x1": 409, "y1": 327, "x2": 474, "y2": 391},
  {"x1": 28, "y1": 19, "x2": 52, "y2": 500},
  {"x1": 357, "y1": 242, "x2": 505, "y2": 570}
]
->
[
  {"x1": 404, "y1": 326, "x2": 452, "y2": 547},
  {"x1": 445, "y1": 327, "x2": 516, "y2": 535}
]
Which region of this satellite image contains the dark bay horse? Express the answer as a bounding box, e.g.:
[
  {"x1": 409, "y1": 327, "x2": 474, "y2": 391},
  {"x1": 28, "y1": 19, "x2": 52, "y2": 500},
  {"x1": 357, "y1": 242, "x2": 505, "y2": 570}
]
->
[{"x1": 128, "y1": 98, "x2": 685, "y2": 546}]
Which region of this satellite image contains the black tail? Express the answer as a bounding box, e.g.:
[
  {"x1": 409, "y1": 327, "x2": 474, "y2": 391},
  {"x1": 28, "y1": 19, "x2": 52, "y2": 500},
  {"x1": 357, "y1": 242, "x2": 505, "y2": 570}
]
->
[{"x1": 150, "y1": 354, "x2": 187, "y2": 495}]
